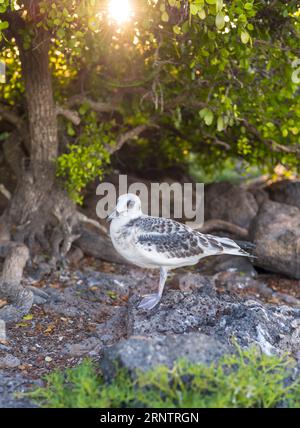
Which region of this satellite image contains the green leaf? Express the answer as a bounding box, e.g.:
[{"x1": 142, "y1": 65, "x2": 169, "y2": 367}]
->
[
  {"x1": 244, "y1": 2, "x2": 253, "y2": 11},
  {"x1": 205, "y1": 0, "x2": 216, "y2": 4},
  {"x1": 216, "y1": 0, "x2": 223, "y2": 12},
  {"x1": 67, "y1": 123, "x2": 76, "y2": 136},
  {"x1": 239, "y1": 14, "x2": 247, "y2": 24},
  {"x1": 161, "y1": 11, "x2": 169, "y2": 22},
  {"x1": 217, "y1": 116, "x2": 224, "y2": 131},
  {"x1": 79, "y1": 103, "x2": 89, "y2": 115},
  {"x1": 215, "y1": 12, "x2": 225, "y2": 30},
  {"x1": 282, "y1": 9, "x2": 288, "y2": 17},
  {"x1": 241, "y1": 31, "x2": 250, "y2": 44},
  {"x1": 198, "y1": 8, "x2": 206, "y2": 20},
  {"x1": 0, "y1": 20, "x2": 9, "y2": 30},
  {"x1": 173, "y1": 25, "x2": 181, "y2": 35},
  {"x1": 23, "y1": 314, "x2": 33, "y2": 321},
  {"x1": 190, "y1": 4, "x2": 198, "y2": 16},
  {"x1": 199, "y1": 108, "x2": 208, "y2": 119},
  {"x1": 107, "y1": 290, "x2": 117, "y2": 299},
  {"x1": 182, "y1": 20, "x2": 190, "y2": 33},
  {"x1": 57, "y1": 28, "x2": 65, "y2": 38},
  {"x1": 204, "y1": 109, "x2": 214, "y2": 126},
  {"x1": 88, "y1": 17, "x2": 98, "y2": 31}
]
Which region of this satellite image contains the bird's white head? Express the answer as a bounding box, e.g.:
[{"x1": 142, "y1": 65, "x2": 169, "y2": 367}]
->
[{"x1": 108, "y1": 193, "x2": 142, "y2": 222}]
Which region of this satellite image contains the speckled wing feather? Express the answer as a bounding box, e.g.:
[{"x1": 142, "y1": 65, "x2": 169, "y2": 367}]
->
[{"x1": 123, "y1": 216, "x2": 248, "y2": 264}]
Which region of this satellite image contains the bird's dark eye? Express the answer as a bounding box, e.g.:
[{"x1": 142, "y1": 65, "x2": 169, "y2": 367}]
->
[{"x1": 127, "y1": 200, "x2": 135, "y2": 209}]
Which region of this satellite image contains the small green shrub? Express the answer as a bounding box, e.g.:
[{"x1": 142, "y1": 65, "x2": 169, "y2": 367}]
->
[
  {"x1": 56, "y1": 109, "x2": 113, "y2": 204},
  {"x1": 28, "y1": 347, "x2": 300, "y2": 408}
]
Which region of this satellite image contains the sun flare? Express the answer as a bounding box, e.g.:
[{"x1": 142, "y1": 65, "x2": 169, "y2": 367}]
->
[{"x1": 108, "y1": 0, "x2": 133, "y2": 24}]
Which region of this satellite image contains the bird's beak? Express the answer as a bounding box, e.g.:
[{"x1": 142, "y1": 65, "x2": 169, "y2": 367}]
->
[{"x1": 107, "y1": 208, "x2": 118, "y2": 222}]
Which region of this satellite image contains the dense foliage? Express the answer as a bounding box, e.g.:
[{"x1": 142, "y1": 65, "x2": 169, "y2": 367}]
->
[
  {"x1": 28, "y1": 347, "x2": 300, "y2": 408},
  {"x1": 1, "y1": 1, "x2": 300, "y2": 202}
]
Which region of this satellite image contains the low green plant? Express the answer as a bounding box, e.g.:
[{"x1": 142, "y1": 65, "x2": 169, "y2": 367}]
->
[
  {"x1": 28, "y1": 359, "x2": 136, "y2": 408},
  {"x1": 28, "y1": 347, "x2": 300, "y2": 408}
]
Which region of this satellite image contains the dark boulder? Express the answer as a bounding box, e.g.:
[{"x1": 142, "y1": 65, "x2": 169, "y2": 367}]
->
[
  {"x1": 266, "y1": 180, "x2": 300, "y2": 209},
  {"x1": 250, "y1": 200, "x2": 300, "y2": 279},
  {"x1": 100, "y1": 333, "x2": 229, "y2": 379},
  {"x1": 204, "y1": 182, "x2": 258, "y2": 229}
]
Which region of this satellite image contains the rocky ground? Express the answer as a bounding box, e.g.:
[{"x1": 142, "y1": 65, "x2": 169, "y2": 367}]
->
[
  {"x1": 0, "y1": 254, "x2": 300, "y2": 407},
  {"x1": 1, "y1": 178, "x2": 300, "y2": 407}
]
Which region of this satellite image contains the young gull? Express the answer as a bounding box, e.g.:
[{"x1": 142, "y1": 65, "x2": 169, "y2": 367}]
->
[{"x1": 108, "y1": 193, "x2": 254, "y2": 310}]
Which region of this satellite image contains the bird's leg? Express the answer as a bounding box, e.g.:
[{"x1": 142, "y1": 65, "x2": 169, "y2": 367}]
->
[{"x1": 138, "y1": 267, "x2": 168, "y2": 310}]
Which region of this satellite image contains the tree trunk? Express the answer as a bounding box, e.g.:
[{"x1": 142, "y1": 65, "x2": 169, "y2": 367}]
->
[
  {"x1": 8, "y1": 28, "x2": 58, "y2": 225},
  {"x1": 0, "y1": 27, "x2": 79, "y2": 322}
]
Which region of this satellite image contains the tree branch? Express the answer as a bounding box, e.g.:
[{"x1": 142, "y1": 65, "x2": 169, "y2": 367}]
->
[
  {"x1": 67, "y1": 95, "x2": 120, "y2": 113},
  {"x1": 108, "y1": 123, "x2": 158, "y2": 154},
  {"x1": 76, "y1": 211, "x2": 108, "y2": 235},
  {"x1": 267, "y1": 139, "x2": 300, "y2": 155},
  {"x1": 0, "y1": 184, "x2": 11, "y2": 201},
  {"x1": 242, "y1": 119, "x2": 300, "y2": 156},
  {"x1": 196, "y1": 219, "x2": 249, "y2": 240},
  {"x1": 0, "y1": 103, "x2": 25, "y2": 132},
  {"x1": 254, "y1": 39, "x2": 300, "y2": 56},
  {"x1": 56, "y1": 105, "x2": 81, "y2": 126}
]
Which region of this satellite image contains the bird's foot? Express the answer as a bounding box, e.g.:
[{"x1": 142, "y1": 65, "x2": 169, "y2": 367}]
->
[{"x1": 138, "y1": 293, "x2": 161, "y2": 310}]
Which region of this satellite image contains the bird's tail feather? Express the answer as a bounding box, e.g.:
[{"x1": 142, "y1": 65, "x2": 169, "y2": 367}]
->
[
  {"x1": 234, "y1": 240, "x2": 256, "y2": 252},
  {"x1": 217, "y1": 237, "x2": 257, "y2": 258},
  {"x1": 222, "y1": 248, "x2": 255, "y2": 258}
]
